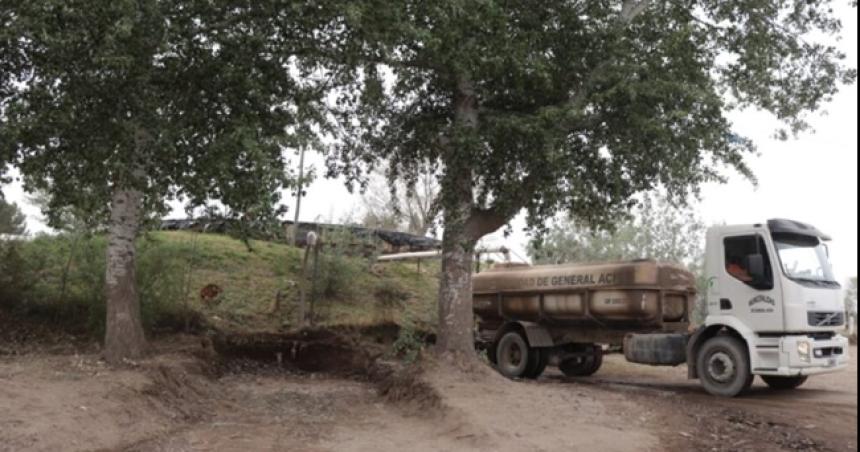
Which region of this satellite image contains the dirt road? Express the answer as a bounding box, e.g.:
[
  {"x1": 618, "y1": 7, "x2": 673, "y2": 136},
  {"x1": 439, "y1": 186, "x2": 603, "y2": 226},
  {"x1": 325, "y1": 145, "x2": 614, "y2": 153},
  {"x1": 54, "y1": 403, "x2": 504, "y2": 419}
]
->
[{"x1": 543, "y1": 346, "x2": 858, "y2": 452}]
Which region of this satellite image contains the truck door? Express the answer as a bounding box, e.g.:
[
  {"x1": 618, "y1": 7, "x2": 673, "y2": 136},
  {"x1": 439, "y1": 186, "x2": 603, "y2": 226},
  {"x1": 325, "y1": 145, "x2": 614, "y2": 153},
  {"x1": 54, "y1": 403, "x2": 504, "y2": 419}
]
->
[{"x1": 718, "y1": 234, "x2": 784, "y2": 332}]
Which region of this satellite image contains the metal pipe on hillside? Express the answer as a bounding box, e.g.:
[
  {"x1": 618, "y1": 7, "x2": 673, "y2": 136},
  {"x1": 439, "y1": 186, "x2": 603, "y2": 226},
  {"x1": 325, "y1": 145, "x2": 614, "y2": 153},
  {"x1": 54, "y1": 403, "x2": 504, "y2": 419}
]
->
[
  {"x1": 376, "y1": 250, "x2": 442, "y2": 261},
  {"x1": 376, "y1": 246, "x2": 511, "y2": 262}
]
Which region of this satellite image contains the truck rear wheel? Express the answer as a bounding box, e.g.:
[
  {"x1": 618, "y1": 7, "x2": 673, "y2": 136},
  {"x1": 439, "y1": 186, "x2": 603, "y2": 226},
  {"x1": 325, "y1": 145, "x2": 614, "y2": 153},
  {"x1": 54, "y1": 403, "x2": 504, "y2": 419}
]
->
[
  {"x1": 559, "y1": 345, "x2": 603, "y2": 377},
  {"x1": 696, "y1": 336, "x2": 753, "y2": 397},
  {"x1": 761, "y1": 375, "x2": 807, "y2": 390},
  {"x1": 495, "y1": 331, "x2": 534, "y2": 379},
  {"x1": 523, "y1": 348, "x2": 548, "y2": 379}
]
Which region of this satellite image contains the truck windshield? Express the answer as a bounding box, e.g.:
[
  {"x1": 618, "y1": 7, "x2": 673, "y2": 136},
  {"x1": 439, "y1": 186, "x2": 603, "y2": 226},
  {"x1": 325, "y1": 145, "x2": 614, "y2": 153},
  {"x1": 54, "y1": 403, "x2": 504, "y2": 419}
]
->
[{"x1": 773, "y1": 233, "x2": 837, "y2": 285}]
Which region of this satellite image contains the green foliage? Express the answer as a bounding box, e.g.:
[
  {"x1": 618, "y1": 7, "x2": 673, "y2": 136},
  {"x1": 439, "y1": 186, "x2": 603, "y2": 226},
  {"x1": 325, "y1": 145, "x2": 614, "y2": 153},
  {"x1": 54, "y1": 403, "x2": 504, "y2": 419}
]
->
[
  {"x1": 329, "y1": 0, "x2": 856, "y2": 240},
  {"x1": 0, "y1": 234, "x2": 106, "y2": 333},
  {"x1": 306, "y1": 227, "x2": 380, "y2": 306},
  {"x1": 0, "y1": 0, "x2": 332, "y2": 229},
  {"x1": 391, "y1": 320, "x2": 425, "y2": 364},
  {"x1": 0, "y1": 241, "x2": 30, "y2": 303},
  {"x1": 0, "y1": 197, "x2": 27, "y2": 235},
  {"x1": 387, "y1": 280, "x2": 429, "y2": 364},
  {"x1": 0, "y1": 233, "x2": 202, "y2": 335},
  {"x1": 314, "y1": 252, "x2": 365, "y2": 300},
  {"x1": 136, "y1": 236, "x2": 200, "y2": 332},
  {"x1": 27, "y1": 189, "x2": 109, "y2": 233}
]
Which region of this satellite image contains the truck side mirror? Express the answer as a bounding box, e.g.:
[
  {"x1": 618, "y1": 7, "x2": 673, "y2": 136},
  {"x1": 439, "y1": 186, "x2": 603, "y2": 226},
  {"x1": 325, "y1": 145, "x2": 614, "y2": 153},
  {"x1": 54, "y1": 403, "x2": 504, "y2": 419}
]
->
[{"x1": 746, "y1": 254, "x2": 765, "y2": 282}]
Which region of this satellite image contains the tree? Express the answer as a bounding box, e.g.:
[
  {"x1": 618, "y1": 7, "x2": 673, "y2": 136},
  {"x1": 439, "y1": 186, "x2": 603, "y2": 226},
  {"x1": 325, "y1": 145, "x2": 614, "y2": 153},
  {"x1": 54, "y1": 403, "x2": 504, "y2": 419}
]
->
[
  {"x1": 529, "y1": 192, "x2": 710, "y2": 321},
  {"x1": 329, "y1": 1, "x2": 856, "y2": 355},
  {"x1": 0, "y1": 196, "x2": 27, "y2": 235},
  {"x1": 26, "y1": 189, "x2": 107, "y2": 233},
  {"x1": 0, "y1": 1, "x2": 333, "y2": 363},
  {"x1": 529, "y1": 194, "x2": 705, "y2": 267},
  {"x1": 845, "y1": 277, "x2": 857, "y2": 337},
  {"x1": 360, "y1": 165, "x2": 439, "y2": 236}
]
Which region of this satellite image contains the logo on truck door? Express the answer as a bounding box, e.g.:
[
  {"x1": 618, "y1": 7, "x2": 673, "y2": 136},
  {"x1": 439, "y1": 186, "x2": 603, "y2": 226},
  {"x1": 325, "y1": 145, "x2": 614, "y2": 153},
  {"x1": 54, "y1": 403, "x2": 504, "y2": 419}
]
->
[{"x1": 749, "y1": 295, "x2": 775, "y2": 313}]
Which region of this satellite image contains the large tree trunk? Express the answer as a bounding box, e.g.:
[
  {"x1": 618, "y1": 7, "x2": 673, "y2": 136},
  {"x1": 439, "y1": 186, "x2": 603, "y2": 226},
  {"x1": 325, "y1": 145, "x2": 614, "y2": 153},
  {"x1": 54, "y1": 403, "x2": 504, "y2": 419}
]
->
[
  {"x1": 436, "y1": 194, "x2": 478, "y2": 355},
  {"x1": 436, "y1": 74, "x2": 480, "y2": 356},
  {"x1": 103, "y1": 186, "x2": 147, "y2": 364}
]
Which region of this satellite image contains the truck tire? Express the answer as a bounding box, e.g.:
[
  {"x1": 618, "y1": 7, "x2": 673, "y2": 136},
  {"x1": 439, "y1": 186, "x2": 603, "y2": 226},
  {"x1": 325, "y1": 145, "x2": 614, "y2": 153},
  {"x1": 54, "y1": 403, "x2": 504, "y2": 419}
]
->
[
  {"x1": 559, "y1": 345, "x2": 603, "y2": 377},
  {"x1": 696, "y1": 336, "x2": 753, "y2": 397},
  {"x1": 761, "y1": 375, "x2": 807, "y2": 390},
  {"x1": 585, "y1": 347, "x2": 604, "y2": 374},
  {"x1": 495, "y1": 331, "x2": 533, "y2": 379},
  {"x1": 523, "y1": 348, "x2": 548, "y2": 379}
]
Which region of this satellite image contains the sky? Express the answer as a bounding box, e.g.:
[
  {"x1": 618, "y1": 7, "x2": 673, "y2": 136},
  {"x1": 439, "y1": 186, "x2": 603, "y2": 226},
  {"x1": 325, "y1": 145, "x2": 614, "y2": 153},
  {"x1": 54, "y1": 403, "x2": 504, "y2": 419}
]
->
[{"x1": 3, "y1": 4, "x2": 857, "y2": 286}]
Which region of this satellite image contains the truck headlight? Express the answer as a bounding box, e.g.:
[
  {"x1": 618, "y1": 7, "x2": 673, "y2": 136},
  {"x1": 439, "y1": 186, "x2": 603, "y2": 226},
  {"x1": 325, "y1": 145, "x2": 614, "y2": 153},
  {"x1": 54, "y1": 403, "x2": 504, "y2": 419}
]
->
[{"x1": 797, "y1": 341, "x2": 811, "y2": 361}]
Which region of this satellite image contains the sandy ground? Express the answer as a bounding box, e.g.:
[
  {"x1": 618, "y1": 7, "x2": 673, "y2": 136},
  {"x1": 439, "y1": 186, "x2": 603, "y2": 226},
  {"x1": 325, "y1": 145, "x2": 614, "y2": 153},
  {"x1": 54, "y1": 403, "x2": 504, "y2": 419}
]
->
[
  {"x1": 0, "y1": 340, "x2": 855, "y2": 452},
  {"x1": 551, "y1": 346, "x2": 858, "y2": 452},
  {"x1": 0, "y1": 349, "x2": 659, "y2": 452}
]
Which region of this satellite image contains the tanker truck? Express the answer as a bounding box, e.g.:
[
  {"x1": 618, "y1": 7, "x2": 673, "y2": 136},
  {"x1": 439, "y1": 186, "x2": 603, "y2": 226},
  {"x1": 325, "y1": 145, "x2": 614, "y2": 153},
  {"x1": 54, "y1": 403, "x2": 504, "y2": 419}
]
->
[{"x1": 473, "y1": 219, "x2": 849, "y2": 397}]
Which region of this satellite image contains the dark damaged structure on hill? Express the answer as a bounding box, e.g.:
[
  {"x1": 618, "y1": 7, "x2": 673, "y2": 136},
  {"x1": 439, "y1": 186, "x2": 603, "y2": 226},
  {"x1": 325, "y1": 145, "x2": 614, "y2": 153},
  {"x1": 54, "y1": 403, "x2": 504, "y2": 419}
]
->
[{"x1": 158, "y1": 218, "x2": 440, "y2": 255}]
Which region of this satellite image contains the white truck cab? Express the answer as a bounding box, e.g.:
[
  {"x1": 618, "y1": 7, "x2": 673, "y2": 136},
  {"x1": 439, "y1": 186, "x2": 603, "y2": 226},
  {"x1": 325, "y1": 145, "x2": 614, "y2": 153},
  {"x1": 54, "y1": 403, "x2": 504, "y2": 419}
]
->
[{"x1": 688, "y1": 218, "x2": 849, "y2": 396}]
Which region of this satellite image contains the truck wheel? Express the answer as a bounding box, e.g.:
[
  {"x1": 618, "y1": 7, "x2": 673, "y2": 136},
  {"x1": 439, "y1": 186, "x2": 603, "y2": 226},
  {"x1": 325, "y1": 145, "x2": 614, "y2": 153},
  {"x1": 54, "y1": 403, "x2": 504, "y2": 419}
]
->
[
  {"x1": 585, "y1": 347, "x2": 604, "y2": 374},
  {"x1": 761, "y1": 375, "x2": 808, "y2": 390},
  {"x1": 559, "y1": 345, "x2": 603, "y2": 377},
  {"x1": 696, "y1": 336, "x2": 753, "y2": 397},
  {"x1": 524, "y1": 348, "x2": 548, "y2": 379},
  {"x1": 495, "y1": 331, "x2": 533, "y2": 379}
]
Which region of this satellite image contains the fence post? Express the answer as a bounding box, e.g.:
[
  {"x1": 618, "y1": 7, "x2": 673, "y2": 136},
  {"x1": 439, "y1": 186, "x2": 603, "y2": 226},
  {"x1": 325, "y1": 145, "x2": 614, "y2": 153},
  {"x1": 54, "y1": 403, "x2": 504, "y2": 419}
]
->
[
  {"x1": 296, "y1": 231, "x2": 318, "y2": 327},
  {"x1": 309, "y1": 240, "x2": 321, "y2": 326}
]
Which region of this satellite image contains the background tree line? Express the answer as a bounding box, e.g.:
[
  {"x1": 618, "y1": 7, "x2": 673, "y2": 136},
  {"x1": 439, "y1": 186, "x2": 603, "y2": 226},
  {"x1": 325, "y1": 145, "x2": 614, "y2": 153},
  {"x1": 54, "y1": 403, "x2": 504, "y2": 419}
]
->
[{"x1": 0, "y1": 196, "x2": 26, "y2": 236}]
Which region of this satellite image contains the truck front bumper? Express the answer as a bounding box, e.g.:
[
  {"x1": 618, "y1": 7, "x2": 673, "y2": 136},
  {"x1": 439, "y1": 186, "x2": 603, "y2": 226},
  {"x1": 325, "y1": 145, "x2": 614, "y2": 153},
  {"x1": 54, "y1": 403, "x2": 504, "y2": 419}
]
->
[{"x1": 755, "y1": 335, "x2": 850, "y2": 377}]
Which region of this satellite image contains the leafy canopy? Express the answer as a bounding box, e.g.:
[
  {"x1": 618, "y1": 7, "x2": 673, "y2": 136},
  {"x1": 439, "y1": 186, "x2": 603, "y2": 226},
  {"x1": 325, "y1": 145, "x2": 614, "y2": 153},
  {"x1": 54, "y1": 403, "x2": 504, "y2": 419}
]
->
[
  {"x1": 329, "y1": 0, "x2": 856, "y2": 235},
  {"x1": 0, "y1": 196, "x2": 27, "y2": 235},
  {"x1": 0, "y1": 0, "x2": 334, "y2": 223}
]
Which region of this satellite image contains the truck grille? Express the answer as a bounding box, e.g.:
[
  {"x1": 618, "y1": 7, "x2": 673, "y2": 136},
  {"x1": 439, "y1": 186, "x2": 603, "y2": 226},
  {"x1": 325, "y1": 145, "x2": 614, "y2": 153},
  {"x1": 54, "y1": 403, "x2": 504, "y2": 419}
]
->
[{"x1": 807, "y1": 311, "x2": 844, "y2": 327}]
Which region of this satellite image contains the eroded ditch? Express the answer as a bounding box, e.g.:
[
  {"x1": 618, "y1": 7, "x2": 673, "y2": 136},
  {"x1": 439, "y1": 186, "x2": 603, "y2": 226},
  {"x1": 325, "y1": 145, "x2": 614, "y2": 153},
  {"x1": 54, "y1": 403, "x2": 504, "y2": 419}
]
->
[{"x1": 205, "y1": 324, "x2": 442, "y2": 410}]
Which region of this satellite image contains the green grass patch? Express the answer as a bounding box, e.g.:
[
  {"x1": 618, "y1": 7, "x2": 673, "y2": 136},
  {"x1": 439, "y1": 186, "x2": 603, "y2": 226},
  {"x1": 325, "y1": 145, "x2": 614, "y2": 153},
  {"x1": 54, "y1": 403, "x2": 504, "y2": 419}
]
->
[{"x1": 0, "y1": 231, "x2": 440, "y2": 337}]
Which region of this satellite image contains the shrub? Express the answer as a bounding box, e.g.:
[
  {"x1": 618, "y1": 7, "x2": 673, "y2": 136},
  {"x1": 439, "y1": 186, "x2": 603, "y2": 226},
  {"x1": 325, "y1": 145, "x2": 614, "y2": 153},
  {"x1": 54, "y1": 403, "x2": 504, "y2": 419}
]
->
[
  {"x1": 306, "y1": 226, "x2": 379, "y2": 301},
  {"x1": 0, "y1": 240, "x2": 30, "y2": 305},
  {"x1": 1, "y1": 232, "x2": 199, "y2": 336},
  {"x1": 136, "y1": 237, "x2": 198, "y2": 332},
  {"x1": 391, "y1": 321, "x2": 425, "y2": 364}
]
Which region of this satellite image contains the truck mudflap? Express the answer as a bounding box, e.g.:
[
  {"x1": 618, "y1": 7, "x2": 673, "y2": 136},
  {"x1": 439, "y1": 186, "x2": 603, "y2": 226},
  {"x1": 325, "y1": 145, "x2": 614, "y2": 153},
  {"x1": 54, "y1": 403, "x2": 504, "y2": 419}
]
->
[{"x1": 623, "y1": 333, "x2": 688, "y2": 366}]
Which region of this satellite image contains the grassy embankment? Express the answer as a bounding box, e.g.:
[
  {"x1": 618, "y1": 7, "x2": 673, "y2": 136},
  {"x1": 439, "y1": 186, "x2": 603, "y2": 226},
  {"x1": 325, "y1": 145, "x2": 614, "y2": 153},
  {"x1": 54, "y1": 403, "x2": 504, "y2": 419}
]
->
[{"x1": 0, "y1": 231, "x2": 440, "y2": 338}]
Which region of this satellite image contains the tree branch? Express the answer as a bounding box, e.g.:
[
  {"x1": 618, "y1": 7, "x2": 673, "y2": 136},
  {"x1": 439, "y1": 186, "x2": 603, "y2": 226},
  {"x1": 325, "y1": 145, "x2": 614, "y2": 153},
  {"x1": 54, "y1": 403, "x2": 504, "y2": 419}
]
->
[
  {"x1": 464, "y1": 170, "x2": 543, "y2": 240},
  {"x1": 620, "y1": 0, "x2": 652, "y2": 23}
]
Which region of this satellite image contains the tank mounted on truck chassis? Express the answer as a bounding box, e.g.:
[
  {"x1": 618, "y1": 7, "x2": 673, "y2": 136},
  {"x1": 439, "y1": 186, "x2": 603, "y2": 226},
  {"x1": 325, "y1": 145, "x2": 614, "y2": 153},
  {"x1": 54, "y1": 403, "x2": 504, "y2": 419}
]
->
[{"x1": 474, "y1": 219, "x2": 849, "y2": 397}]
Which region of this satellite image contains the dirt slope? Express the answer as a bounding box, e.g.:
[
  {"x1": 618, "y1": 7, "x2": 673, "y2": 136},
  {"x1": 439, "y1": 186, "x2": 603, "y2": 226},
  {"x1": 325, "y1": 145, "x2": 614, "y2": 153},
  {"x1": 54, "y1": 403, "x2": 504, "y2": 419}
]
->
[{"x1": 0, "y1": 340, "x2": 661, "y2": 452}]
